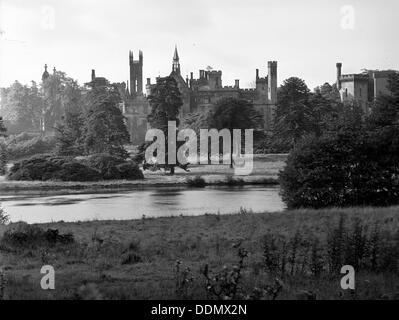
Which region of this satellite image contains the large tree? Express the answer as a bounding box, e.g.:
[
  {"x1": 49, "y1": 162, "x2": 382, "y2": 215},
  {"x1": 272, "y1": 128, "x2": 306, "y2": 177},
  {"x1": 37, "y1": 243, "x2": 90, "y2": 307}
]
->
[
  {"x1": 387, "y1": 72, "x2": 399, "y2": 100},
  {"x1": 0, "y1": 81, "x2": 42, "y2": 133},
  {"x1": 314, "y1": 82, "x2": 341, "y2": 103},
  {"x1": 0, "y1": 71, "x2": 83, "y2": 134},
  {"x1": 146, "y1": 76, "x2": 183, "y2": 174},
  {"x1": 366, "y1": 72, "x2": 399, "y2": 129},
  {"x1": 42, "y1": 71, "x2": 82, "y2": 131},
  {"x1": 209, "y1": 97, "x2": 262, "y2": 168},
  {"x1": 367, "y1": 95, "x2": 399, "y2": 128},
  {"x1": 183, "y1": 109, "x2": 213, "y2": 135},
  {"x1": 273, "y1": 77, "x2": 314, "y2": 146},
  {"x1": 308, "y1": 92, "x2": 341, "y2": 137},
  {"x1": 55, "y1": 111, "x2": 85, "y2": 156},
  {"x1": 147, "y1": 76, "x2": 182, "y2": 129},
  {"x1": 53, "y1": 79, "x2": 85, "y2": 156},
  {"x1": 83, "y1": 81, "x2": 130, "y2": 158}
]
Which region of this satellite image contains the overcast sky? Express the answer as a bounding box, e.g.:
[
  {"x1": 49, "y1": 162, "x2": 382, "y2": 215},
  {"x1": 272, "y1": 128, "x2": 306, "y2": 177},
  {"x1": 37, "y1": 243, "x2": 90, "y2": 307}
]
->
[{"x1": 1, "y1": 0, "x2": 398, "y2": 90}]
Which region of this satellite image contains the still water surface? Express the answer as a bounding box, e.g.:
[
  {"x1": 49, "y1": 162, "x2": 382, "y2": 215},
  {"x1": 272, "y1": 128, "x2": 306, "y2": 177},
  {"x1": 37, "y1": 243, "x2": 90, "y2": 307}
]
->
[{"x1": 0, "y1": 186, "x2": 285, "y2": 224}]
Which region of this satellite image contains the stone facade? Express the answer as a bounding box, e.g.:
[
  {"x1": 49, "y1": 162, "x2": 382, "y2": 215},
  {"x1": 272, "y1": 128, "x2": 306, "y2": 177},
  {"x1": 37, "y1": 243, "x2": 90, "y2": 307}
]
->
[
  {"x1": 336, "y1": 63, "x2": 397, "y2": 114},
  {"x1": 93, "y1": 48, "x2": 278, "y2": 144}
]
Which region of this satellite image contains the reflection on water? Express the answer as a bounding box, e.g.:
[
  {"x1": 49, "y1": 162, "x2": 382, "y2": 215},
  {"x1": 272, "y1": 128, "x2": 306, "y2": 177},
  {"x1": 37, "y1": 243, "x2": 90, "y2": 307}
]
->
[{"x1": 1, "y1": 186, "x2": 285, "y2": 224}]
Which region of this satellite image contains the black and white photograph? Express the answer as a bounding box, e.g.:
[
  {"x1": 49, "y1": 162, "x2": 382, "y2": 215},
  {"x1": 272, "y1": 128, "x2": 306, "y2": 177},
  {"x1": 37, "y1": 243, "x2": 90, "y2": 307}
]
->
[{"x1": 0, "y1": 0, "x2": 399, "y2": 310}]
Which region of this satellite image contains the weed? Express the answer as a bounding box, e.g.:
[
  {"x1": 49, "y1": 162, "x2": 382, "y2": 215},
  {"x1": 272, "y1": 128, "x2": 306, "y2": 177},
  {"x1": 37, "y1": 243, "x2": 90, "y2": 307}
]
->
[
  {"x1": 0, "y1": 205, "x2": 9, "y2": 225},
  {"x1": 0, "y1": 267, "x2": 6, "y2": 300},
  {"x1": 121, "y1": 239, "x2": 142, "y2": 265},
  {"x1": 202, "y1": 244, "x2": 248, "y2": 300},
  {"x1": 174, "y1": 260, "x2": 194, "y2": 299}
]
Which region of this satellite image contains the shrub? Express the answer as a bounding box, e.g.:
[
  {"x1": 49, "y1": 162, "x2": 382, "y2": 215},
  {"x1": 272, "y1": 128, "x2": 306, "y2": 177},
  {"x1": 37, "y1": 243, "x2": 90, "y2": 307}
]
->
[
  {"x1": 186, "y1": 176, "x2": 206, "y2": 188},
  {"x1": 5, "y1": 133, "x2": 56, "y2": 160},
  {"x1": 280, "y1": 127, "x2": 399, "y2": 209},
  {"x1": 115, "y1": 161, "x2": 144, "y2": 180},
  {"x1": 54, "y1": 162, "x2": 102, "y2": 182},
  {"x1": 7, "y1": 154, "x2": 101, "y2": 181},
  {"x1": 0, "y1": 222, "x2": 74, "y2": 249},
  {"x1": 84, "y1": 154, "x2": 143, "y2": 180},
  {"x1": 226, "y1": 176, "x2": 245, "y2": 186},
  {"x1": 7, "y1": 154, "x2": 143, "y2": 181},
  {"x1": 7, "y1": 154, "x2": 65, "y2": 181},
  {"x1": 85, "y1": 154, "x2": 125, "y2": 179}
]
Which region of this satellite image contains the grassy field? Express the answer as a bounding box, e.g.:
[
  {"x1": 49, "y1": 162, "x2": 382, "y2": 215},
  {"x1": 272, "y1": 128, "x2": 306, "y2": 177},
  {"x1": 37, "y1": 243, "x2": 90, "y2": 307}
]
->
[
  {"x1": 1, "y1": 205, "x2": 399, "y2": 300},
  {"x1": 0, "y1": 154, "x2": 285, "y2": 192}
]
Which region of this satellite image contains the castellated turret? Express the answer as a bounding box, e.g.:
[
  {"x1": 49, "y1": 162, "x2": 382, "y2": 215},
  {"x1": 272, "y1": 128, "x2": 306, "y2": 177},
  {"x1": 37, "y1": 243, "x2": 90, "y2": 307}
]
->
[
  {"x1": 129, "y1": 50, "x2": 143, "y2": 96},
  {"x1": 336, "y1": 62, "x2": 342, "y2": 90},
  {"x1": 267, "y1": 61, "x2": 277, "y2": 105},
  {"x1": 207, "y1": 70, "x2": 222, "y2": 89}
]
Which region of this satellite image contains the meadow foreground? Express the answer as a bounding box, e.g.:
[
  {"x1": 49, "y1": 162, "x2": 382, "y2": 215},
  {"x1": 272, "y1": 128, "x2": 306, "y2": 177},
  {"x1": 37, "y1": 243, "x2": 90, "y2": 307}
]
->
[{"x1": 1, "y1": 206, "x2": 398, "y2": 300}]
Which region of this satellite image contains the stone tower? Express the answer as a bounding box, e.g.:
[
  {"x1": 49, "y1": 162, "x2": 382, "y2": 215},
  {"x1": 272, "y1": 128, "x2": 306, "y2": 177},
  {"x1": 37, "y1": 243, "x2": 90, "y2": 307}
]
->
[
  {"x1": 129, "y1": 50, "x2": 143, "y2": 96},
  {"x1": 267, "y1": 61, "x2": 277, "y2": 105}
]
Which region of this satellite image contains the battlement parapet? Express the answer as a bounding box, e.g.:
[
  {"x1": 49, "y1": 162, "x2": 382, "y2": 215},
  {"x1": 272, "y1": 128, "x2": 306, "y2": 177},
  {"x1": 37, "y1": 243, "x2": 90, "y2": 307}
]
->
[
  {"x1": 340, "y1": 73, "x2": 369, "y2": 82},
  {"x1": 222, "y1": 86, "x2": 236, "y2": 89},
  {"x1": 256, "y1": 77, "x2": 267, "y2": 82}
]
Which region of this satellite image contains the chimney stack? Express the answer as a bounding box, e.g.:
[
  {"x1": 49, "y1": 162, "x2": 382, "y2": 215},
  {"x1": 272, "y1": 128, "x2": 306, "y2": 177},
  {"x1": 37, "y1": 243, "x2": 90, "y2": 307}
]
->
[
  {"x1": 91, "y1": 69, "x2": 96, "y2": 81},
  {"x1": 235, "y1": 79, "x2": 240, "y2": 88}
]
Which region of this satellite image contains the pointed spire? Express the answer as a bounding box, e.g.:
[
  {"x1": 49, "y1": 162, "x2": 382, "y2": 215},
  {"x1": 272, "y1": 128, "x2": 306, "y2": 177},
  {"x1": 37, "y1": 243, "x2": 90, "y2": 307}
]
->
[
  {"x1": 42, "y1": 64, "x2": 49, "y2": 81},
  {"x1": 173, "y1": 45, "x2": 179, "y2": 61},
  {"x1": 172, "y1": 45, "x2": 181, "y2": 75}
]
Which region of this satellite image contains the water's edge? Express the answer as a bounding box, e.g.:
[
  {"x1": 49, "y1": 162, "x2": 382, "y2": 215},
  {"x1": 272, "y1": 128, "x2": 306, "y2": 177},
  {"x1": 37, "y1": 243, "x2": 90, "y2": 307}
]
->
[{"x1": 1, "y1": 185, "x2": 285, "y2": 224}]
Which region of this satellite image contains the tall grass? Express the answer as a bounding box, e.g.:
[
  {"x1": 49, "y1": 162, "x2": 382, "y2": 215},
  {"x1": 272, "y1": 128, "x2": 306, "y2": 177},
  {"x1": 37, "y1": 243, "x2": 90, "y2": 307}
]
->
[{"x1": 262, "y1": 215, "x2": 399, "y2": 278}]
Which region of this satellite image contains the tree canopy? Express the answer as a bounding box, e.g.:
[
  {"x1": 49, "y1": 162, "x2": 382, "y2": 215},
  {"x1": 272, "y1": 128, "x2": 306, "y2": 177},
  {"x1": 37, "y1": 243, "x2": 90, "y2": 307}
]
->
[
  {"x1": 280, "y1": 74, "x2": 399, "y2": 209},
  {"x1": 273, "y1": 77, "x2": 314, "y2": 145},
  {"x1": 147, "y1": 76, "x2": 183, "y2": 131},
  {"x1": 83, "y1": 82, "x2": 130, "y2": 159},
  {"x1": 146, "y1": 76, "x2": 183, "y2": 174},
  {"x1": 0, "y1": 71, "x2": 83, "y2": 134}
]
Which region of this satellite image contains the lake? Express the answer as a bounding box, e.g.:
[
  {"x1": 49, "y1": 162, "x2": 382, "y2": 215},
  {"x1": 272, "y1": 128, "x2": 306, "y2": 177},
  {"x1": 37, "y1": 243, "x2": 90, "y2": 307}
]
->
[{"x1": 0, "y1": 186, "x2": 285, "y2": 224}]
